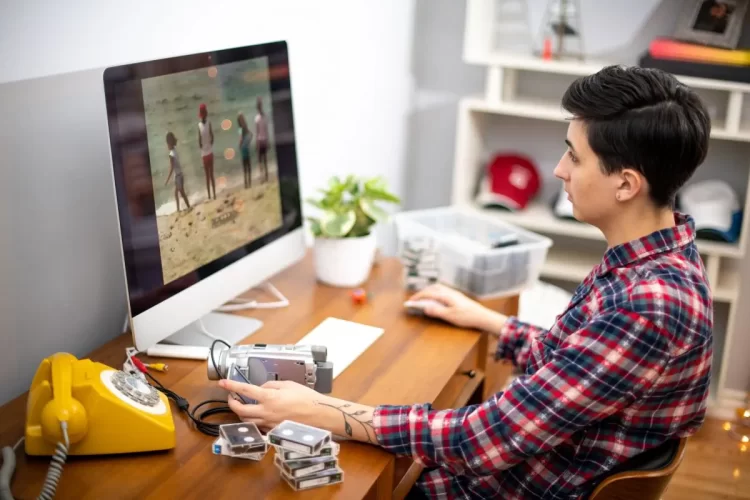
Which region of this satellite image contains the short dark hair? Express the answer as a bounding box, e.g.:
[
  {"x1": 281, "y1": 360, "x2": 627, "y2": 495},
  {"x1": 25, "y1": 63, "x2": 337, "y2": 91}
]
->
[{"x1": 561, "y1": 65, "x2": 711, "y2": 207}]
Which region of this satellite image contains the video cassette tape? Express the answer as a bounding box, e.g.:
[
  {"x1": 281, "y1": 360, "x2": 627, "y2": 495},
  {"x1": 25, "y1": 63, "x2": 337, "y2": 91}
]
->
[
  {"x1": 281, "y1": 467, "x2": 345, "y2": 491},
  {"x1": 268, "y1": 420, "x2": 331, "y2": 456},
  {"x1": 276, "y1": 441, "x2": 340, "y2": 461},
  {"x1": 212, "y1": 436, "x2": 266, "y2": 461},
  {"x1": 219, "y1": 423, "x2": 267, "y2": 454},
  {"x1": 274, "y1": 454, "x2": 338, "y2": 478}
]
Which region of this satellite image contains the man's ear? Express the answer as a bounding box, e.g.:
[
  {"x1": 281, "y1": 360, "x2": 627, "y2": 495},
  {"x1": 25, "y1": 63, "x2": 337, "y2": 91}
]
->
[{"x1": 615, "y1": 168, "x2": 643, "y2": 202}]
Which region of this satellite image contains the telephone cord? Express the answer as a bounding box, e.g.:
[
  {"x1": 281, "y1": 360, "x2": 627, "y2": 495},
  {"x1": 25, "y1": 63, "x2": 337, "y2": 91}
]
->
[
  {"x1": 0, "y1": 421, "x2": 68, "y2": 500},
  {"x1": 0, "y1": 441, "x2": 19, "y2": 500},
  {"x1": 37, "y1": 422, "x2": 68, "y2": 500}
]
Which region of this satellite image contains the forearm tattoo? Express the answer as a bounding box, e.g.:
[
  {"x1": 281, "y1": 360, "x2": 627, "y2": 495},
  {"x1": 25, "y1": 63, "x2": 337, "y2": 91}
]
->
[{"x1": 315, "y1": 400, "x2": 377, "y2": 444}]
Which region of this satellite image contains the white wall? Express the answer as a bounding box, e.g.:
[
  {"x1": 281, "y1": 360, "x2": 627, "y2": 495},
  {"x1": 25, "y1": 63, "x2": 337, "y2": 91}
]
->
[
  {"x1": 0, "y1": 0, "x2": 415, "y2": 244},
  {"x1": 0, "y1": 0, "x2": 416, "y2": 404}
]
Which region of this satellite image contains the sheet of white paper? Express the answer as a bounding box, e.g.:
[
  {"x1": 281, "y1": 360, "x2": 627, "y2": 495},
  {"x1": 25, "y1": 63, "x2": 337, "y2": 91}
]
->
[{"x1": 296, "y1": 317, "x2": 384, "y2": 379}]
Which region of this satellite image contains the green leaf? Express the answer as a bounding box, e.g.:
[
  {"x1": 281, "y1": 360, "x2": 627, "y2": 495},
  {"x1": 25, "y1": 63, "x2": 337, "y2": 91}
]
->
[
  {"x1": 348, "y1": 206, "x2": 373, "y2": 237},
  {"x1": 320, "y1": 210, "x2": 356, "y2": 237},
  {"x1": 365, "y1": 176, "x2": 386, "y2": 190},
  {"x1": 359, "y1": 198, "x2": 388, "y2": 222},
  {"x1": 364, "y1": 186, "x2": 400, "y2": 203},
  {"x1": 306, "y1": 197, "x2": 326, "y2": 210},
  {"x1": 307, "y1": 217, "x2": 322, "y2": 236},
  {"x1": 325, "y1": 177, "x2": 346, "y2": 198}
]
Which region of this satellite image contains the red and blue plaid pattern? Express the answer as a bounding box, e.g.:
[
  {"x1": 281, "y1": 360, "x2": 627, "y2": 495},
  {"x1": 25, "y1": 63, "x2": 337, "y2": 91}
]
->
[{"x1": 373, "y1": 213, "x2": 712, "y2": 499}]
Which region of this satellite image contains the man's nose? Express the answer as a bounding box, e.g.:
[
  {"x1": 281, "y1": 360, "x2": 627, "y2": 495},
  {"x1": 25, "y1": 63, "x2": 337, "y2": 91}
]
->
[{"x1": 553, "y1": 161, "x2": 566, "y2": 180}]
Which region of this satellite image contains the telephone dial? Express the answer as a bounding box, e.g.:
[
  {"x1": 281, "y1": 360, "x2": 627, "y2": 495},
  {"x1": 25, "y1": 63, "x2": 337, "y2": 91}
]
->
[{"x1": 25, "y1": 352, "x2": 176, "y2": 456}]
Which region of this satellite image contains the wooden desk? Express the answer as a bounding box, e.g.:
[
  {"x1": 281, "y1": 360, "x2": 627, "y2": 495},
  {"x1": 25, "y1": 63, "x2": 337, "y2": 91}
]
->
[{"x1": 0, "y1": 253, "x2": 517, "y2": 499}]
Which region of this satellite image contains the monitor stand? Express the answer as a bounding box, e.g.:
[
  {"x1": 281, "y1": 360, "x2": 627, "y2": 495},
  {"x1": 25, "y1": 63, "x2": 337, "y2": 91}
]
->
[{"x1": 160, "y1": 312, "x2": 263, "y2": 348}]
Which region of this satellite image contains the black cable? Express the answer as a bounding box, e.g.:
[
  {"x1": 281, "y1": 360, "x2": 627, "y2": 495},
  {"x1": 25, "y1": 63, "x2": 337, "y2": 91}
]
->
[
  {"x1": 210, "y1": 338, "x2": 231, "y2": 380},
  {"x1": 145, "y1": 341, "x2": 235, "y2": 437}
]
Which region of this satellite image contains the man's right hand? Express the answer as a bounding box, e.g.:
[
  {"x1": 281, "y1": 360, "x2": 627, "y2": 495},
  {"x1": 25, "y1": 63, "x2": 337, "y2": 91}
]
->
[{"x1": 408, "y1": 284, "x2": 507, "y2": 334}]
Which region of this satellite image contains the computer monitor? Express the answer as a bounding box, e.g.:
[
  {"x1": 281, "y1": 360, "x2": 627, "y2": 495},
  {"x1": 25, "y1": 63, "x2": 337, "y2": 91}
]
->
[{"x1": 103, "y1": 41, "x2": 305, "y2": 351}]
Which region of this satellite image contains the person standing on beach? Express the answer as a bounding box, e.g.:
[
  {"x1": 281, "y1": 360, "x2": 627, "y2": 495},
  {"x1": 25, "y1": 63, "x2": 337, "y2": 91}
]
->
[
  {"x1": 198, "y1": 103, "x2": 217, "y2": 200},
  {"x1": 237, "y1": 112, "x2": 253, "y2": 189},
  {"x1": 164, "y1": 132, "x2": 191, "y2": 212},
  {"x1": 254, "y1": 97, "x2": 269, "y2": 183}
]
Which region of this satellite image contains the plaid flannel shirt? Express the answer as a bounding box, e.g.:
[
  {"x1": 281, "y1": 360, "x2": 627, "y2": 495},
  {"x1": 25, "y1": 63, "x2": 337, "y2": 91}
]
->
[{"x1": 373, "y1": 213, "x2": 713, "y2": 499}]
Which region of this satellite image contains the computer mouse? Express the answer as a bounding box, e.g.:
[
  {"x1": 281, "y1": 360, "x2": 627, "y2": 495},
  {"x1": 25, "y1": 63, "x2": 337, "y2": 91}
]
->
[{"x1": 403, "y1": 298, "x2": 444, "y2": 316}]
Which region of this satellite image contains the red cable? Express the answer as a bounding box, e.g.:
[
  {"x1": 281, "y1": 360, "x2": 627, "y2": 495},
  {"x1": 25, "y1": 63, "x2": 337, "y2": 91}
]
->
[{"x1": 131, "y1": 356, "x2": 149, "y2": 373}]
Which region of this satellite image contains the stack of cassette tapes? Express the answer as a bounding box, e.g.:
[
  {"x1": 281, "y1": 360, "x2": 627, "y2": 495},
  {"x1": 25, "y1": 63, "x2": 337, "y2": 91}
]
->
[
  {"x1": 269, "y1": 420, "x2": 344, "y2": 491},
  {"x1": 212, "y1": 422, "x2": 269, "y2": 461},
  {"x1": 400, "y1": 238, "x2": 439, "y2": 291}
]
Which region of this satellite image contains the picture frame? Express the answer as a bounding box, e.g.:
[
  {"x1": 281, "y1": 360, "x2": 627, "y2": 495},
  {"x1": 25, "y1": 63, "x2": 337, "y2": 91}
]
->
[{"x1": 673, "y1": 0, "x2": 748, "y2": 49}]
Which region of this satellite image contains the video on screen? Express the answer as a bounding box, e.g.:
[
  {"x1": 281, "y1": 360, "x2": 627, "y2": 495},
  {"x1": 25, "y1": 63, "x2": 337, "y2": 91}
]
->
[{"x1": 142, "y1": 57, "x2": 283, "y2": 284}]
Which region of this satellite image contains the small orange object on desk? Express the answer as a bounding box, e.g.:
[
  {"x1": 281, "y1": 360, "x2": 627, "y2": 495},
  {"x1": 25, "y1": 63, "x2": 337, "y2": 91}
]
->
[{"x1": 350, "y1": 288, "x2": 368, "y2": 304}]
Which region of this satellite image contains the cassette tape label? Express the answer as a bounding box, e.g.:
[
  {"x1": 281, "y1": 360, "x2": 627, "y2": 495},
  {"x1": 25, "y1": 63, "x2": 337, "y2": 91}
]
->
[
  {"x1": 280, "y1": 442, "x2": 338, "y2": 461},
  {"x1": 297, "y1": 463, "x2": 326, "y2": 476},
  {"x1": 300, "y1": 476, "x2": 331, "y2": 489},
  {"x1": 278, "y1": 439, "x2": 309, "y2": 454},
  {"x1": 281, "y1": 468, "x2": 345, "y2": 491}
]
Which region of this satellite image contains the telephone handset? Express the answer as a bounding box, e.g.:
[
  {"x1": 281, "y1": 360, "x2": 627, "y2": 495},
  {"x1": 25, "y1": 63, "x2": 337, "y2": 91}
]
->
[{"x1": 25, "y1": 352, "x2": 176, "y2": 456}]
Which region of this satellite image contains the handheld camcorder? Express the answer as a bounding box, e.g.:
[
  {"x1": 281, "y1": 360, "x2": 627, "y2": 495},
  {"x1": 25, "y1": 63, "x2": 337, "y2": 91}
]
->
[{"x1": 207, "y1": 344, "x2": 333, "y2": 396}]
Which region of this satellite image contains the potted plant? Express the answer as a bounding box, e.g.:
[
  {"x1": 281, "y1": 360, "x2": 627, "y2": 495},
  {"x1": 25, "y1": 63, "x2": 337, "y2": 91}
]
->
[{"x1": 306, "y1": 175, "x2": 400, "y2": 287}]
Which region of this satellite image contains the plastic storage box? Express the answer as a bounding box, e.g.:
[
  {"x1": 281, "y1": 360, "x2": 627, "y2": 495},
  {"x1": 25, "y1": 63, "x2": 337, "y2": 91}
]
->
[{"x1": 394, "y1": 206, "x2": 552, "y2": 299}]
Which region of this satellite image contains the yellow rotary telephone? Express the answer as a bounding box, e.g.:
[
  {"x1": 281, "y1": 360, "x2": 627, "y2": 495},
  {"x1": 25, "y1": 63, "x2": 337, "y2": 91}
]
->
[{"x1": 25, "y1": 352, "x2": 176, "y2": 456}]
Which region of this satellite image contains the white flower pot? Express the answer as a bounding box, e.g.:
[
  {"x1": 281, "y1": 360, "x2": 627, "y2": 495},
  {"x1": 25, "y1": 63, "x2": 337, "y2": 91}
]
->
[{"x1": 313, "y1": 231, "x2": 377, "y2": 288}]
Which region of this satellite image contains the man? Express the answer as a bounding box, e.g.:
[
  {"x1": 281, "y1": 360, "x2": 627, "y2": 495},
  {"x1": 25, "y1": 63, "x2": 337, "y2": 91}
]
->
[{"x1": 220, "y1": 65, "x2": 713, "y2": 499}]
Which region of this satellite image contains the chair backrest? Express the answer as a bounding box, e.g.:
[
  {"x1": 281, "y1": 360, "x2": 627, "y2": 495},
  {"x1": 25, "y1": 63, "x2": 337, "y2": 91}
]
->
[{"x1": 587, "y1": 437, "x2": 687, "y2": 500}]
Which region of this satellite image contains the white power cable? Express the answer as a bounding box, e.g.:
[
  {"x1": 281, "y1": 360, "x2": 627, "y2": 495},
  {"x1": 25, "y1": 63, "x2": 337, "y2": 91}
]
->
[
  {"x1": 197, "y1": 282, "x2": 289, "y2": 345},
  {"x1": 196, "y1": 318, "x2": 229, "y2": 344}
]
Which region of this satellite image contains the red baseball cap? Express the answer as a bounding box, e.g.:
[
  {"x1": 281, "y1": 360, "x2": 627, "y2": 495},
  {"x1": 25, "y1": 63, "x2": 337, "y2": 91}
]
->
[
  {"x1": 475, "y1": 153, "x2": 541, "y2": 211},
  {"x1": 199, "y1": 103, "x2": 207, "y2": 115}
]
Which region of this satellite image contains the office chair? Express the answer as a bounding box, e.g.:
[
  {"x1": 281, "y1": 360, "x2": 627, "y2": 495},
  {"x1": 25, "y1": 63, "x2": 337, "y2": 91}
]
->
[{"x1": 586, "y1": 437, "x2": 687, "y2": 500}]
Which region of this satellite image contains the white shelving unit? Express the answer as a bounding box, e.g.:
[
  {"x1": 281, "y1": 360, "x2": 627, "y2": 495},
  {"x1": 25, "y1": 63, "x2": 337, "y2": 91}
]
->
[{"x1": 454, "y1": 0, "x2": 750, "y2": 417}]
